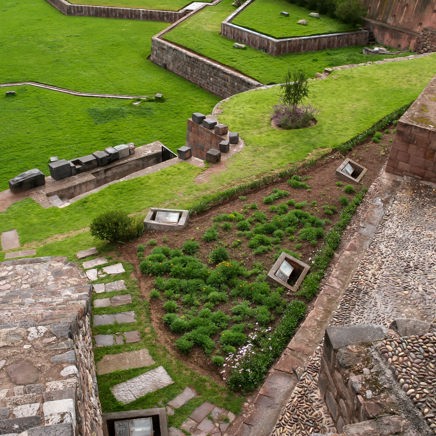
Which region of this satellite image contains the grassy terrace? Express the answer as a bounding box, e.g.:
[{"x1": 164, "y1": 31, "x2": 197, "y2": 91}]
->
[
  {"x1": 68, "y1": 0, "x2": 211, "y2": 10},
  {"x1": 232, "y1": 0, "x2": 355, "y2": 38},
  {"x1": 163, "y1": 0, "x2": 397, "y2": 84}
]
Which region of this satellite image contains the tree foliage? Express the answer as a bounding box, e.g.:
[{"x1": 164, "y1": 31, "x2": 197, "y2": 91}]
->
[
  {"x1": 280, "y1": 69, "x2": 309, "y2": 110},
  {"x1": 90, "y1": 210, "x2": 143, "y2": 243}
]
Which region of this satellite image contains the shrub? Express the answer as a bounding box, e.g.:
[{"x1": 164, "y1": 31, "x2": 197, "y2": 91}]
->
[
  {"x1": 253, "y1": 245, "x2": 271, "y2": 255},
  {"x1": 298, "y1": 226, "x2": 325, "y2": 245},
  {"x1": 149, "y1": 289, "x2": 160, "y2": 299},
  {"x1": 254, "y1": 306, "x2": 272, "y2": 325},
  {"x1": 231, "y1": 239, "x2": 242, "y2": 248},
  {"x1": 344, "y1": 184, "x2": 356, "y2": 194},
  {"x1": 137, "y1": 244, "x2": 145, "y2": 255},
  {"x1": 207, "y1": 291, "x2": 228, "y2": 304},
  {"x1": 248, "y1": 234, "x2": 273, "y2": 249},
  {"x1": 176, "y1": 335, "x2": 194, "y2": 354},
  {"x1": 322, "y1": 204, "x2": 337, "y2": 215},
  {"x1": 212, "y1": 355, "x2": 225, "y2": 366},
  {"x1": 339, "y1": 196, "x2": 349, "y2": 206},
  {"x1": 294, "y1": 201, "x2": 307, "y2": 209},
  {"x1": 163, "y1": 300, "x2": 178, "y2": 313},
  {"x1": 263, "y1": 189, "x2": 289, "y2": 204},
  {"x1": 169, "y1": 317, "x2": 191, "y2": 333},
  {"x1": 209, "y1": 247, "x2": 230, "y2": 265},
  {"x1": 146, "y1": 239, "x2": 157, "y2": 247},
  {"x1": 182, "y1": 240, "x2": 200, "y2": 255},
  {"x1": 236, "y1": 220, "x2": 250, "y2": 231},
  {"x1": 252, "y1": 211, "x2": 267, "y2": 223},
  {"x1": 90, "y1": 210, "x2": 143, "y2": 243},
  {"x1": 221, "y1": 222, "x2": 232, "y2": 232},
  {"x1": 288, "y1": 175, "x2": 310, "y2": 189},
  {"x1": 220, "y1": 329, "x2": 247, "y2": 347},
  {"x1": 372, "y1": 130, "x2": 383, "y2": 143},
  {"x1": 202, "y1": 227, "x2": 218, "y2": 242},
  {"x1": 269, "y1": 203, "x2": 288, "y2": 215}
]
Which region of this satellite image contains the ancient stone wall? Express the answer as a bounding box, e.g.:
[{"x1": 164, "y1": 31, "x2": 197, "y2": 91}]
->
[
  {"x1": 221, "y1": 2, "x2": 368, "y2": 55},
  {"x1": 150, "y1": 36, "x2": 261, "y2": 98},
  {"x1": 186, "y1": 119, "x2": 224, "y2": 160},
  {"x1": 319, "y1": 323, "x2": 434, "y2": 435},
  {"x1": 362, "y1": 0, "x2": 436, "y2": 51},
  {"x1": 386, "y1": 75, "x2": 436, "y2": 183},
  {"x1": 0, "y1": 257, "x2": 103, "y2": 435},
  {"x1": 46, "y1": 0, "x2": 186, "y2": 22}
]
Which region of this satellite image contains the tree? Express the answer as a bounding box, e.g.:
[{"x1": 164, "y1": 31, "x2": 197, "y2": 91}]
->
[{"x1": 280, "y1": 69, "x2": 310, "y2": 111}]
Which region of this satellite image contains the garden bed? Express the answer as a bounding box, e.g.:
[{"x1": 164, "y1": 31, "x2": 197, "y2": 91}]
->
[{"x1": 119, "y1": 127, "x2": 394, "y2": 391}]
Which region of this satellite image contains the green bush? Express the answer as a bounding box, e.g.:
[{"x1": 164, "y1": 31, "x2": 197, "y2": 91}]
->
[
  {"x1": 263, "y1": 189, "x2": 289, "y2": 204},
  {"x1": 149, "y1": 289, "x2": 160, "y2": 299},
  {"x1": 220, "y1": 329, "x2": 247, "y2": 347},
  {"x1": 212, "y1": 355, "x2": 225, "y2": 366},
  {"x1": 209, "y1": 247, "x2": 230, "y2": 265},
  {"x1": 372, "y1": 130, "x2": 383, "y2": 143},
  {"x1": 322, "y1": 204, "x2": 337, "y2": 215},
  {"x1": 202, "y1": 227, "x2": 219, "y2": 242},
  {"x1": 236, "y1": 220, "x2": 251, "y2": 231},
  {"x1": 248, "y1": 234, "x2": 273, "y2": 249},
  {"x1": 298, "y1": 226, "x2": 325, "y2": 244},
  {"x1": 137, "y1": 244, "x2": 145, "y2": 255},
  {"x1": 339, "y1": 196, "x2": 349, "y2": 206},
  {"x1": 182, "y1": 240, "x2": 200, "y2": 255},
  {"x1": 163, "y1": 300, "x2": 178, "y2": 313},
  {"x1": 344, "y1": 184, "x2": 356, "y2": 194},
  {"x1": 253, "y1": 245, "x2": 271, "y2": 255},
  {"x1": 175, "y1": 335, "x2": 194, "y2": 354},
  {"x1": 288, "y1": 175, "x2": 310, "y2": 189},
  {"x1": 90, "y1": 210, "x2": 143, "y2": 243},
  {"x1": 169, "y1": 317, "x2": 191, "y2": 333}
]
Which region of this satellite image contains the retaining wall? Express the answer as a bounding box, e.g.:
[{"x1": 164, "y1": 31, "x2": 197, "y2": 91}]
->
[
  {"x1": 187, "y1": 119, "x2": 225, "y2": 159},
  {"x1": 150, "y1": 36, "x2": 261, "y2": 98},
  {"x1": 386, "y1": 75, "x2": 436, "y2": 183},
  {"x1": 362, "y1": 0, "x2": 435, "y2": 51},
  {"x1": 221, "y1": 1, "x2": 368, "y2": 55},
  {"x1": 45, "y1": 0, "x2": 187, "y2": 22}
]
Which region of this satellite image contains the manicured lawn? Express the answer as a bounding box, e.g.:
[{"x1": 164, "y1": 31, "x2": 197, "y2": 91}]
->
[
  {"x1": 232, "y1": 0, "x2": 354, "y2": 38},
  {"x1": 1, "y1": 55, "x2": 434, "y2": 249},
  {"x1": 68, "y1": 0, "x2": 203, "y2": 10},
  {"x1": 163, "y1": 0, "x2": 402, "y2": 84}
]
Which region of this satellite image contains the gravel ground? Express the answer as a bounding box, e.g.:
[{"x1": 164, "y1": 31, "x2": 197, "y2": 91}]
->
[{"x1": 272, "y1": 177, "x2": 435, "y2": 435}]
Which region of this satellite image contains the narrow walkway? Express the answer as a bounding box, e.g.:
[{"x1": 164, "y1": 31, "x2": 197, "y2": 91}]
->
[{"x1": 0, "y1": 81, "x2": 151, "y2": 100}]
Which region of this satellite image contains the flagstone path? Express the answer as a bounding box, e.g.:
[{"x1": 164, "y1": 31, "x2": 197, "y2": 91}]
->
[{"x1": 80, "y1": 249, "x2": 236, "y2": 434}]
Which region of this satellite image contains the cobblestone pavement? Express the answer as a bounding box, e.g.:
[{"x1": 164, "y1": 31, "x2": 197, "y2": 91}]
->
[{"x1": 272, "y1": 177, "x2": 435, "y2": 435}]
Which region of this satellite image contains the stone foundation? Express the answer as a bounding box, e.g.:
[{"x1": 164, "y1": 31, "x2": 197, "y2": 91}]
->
[
  {"x1": 386, "y1": 75, "x2": 435, "y2": 183},
  {"x1": 0, "y1": 257, "x2": 103, "y2": 435}
]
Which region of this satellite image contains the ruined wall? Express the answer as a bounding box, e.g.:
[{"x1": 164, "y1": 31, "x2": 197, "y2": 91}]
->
[
  {"x1": 186, "y1": 119, "x2": 226, "y2": 160},
  {"x1": 46, "y1": 0, "x2": 186, "y2": 22},
  {"x1": 150, "y1": 37, "x2": 261, "y2": 98},
  {"x1": 362, "y1": 0, "x2": 436, "y2": 51},
  {"x1": 0, "y1": 257, "x2": 103, "y2": 435},
  {"x1": 319, "y1": 323, "x2": 434, "y2": 435},
  {"x1": 386, "y1": 75, "x2": 436, "y2": 183}
]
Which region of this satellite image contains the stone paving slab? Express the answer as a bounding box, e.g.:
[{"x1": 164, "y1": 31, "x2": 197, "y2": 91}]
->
[
  {"x1": 124, "y1": 331, "x2": 141, "y2": 343},
  {"x1": 97, "y1": 348, "x2": 155, "y2": 375},
  {"x1": 85, "y1": 269, "x2": 98, "y2": 281},
  {"x1": 93, "y1": 311, "x2": 135, "y2": 326},
  {"x1": 191, "y1": 402, "x2": 215, "y2": 423},
  {"x1": 105, "y1": 280, "x2": 127, "y2": 292},
  {"x1": 168, "y1": 387, "x2": 197, "y2": 409},
  {"x1": 94, "y1": 335, "x2": 114, "y2": 347},
  {"x1": 76, "y1": 247, "x2": 97, "y2": 259},
  {"x1": 111, "y1": 366, "x2": 174, "y2": 404},
  {"x1": 82, "y1": 257, "x2": 108, "y2": 269},
  {"x1": 4, "y1": 249, "x2": 36, "y2": 259},
  {"x1": 103, "y1": 263, "x2": 125, "y2": 275},
  {"x1": 93, "y1": 283, "x2": 106, "y2": 294},
  {"x1": 93, "y1": 298, "x2": 111, "y2": 309},
  {"x1": 93, "y1": 295, "x2": 132, "y2": 308},
  {"x1": 1, "y1": 230, "x2": 20, "y2": 251},
  {"x1": 94, "y1": 331, "x2": 141, "y2": 348}
]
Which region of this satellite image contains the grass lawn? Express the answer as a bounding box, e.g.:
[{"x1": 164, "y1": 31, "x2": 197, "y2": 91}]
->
[
  {"x1": 232, "y1": 0, "x2": 354, "y2": 38},
  {"x1": 1, "y1": 55, "x2": 434, "y2": 251},
  {"x1": 68, "y1": 0, "x2": 206, "y2": 10},
  {"x1": 163, "y1": 0, "x2": 402, "y2": 84}
]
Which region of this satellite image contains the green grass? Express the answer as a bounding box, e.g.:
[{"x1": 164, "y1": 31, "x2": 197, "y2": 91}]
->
[
  {"x1": 68, "y1": 0, "x2": 203, "y2": 10},
  {"x1": 1, "y1": 55, "x2": 434, "y2": 250},
  {"x1": 232, "y1": 0, "x2": 354, "y2": 38},
  {"x1": 164, "y1": 0, "x2": 406, "y2": 84}
]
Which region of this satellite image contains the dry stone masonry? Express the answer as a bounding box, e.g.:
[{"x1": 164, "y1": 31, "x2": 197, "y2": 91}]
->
[{"x1": 0, "y1": 257, "x2": 102, "y2": 435}]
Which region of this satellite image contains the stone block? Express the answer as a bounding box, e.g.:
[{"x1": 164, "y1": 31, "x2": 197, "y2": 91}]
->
[
  {"x1": 103, "y1": 263, "x2": 125, "y2": 275},
  {"x1": 104, "y1": 146, "x2": 119, "y2": 163},
  {"x1": 228, "y1": 131, "x2": 239, "y2": 144},
  {"x1": 219, "y1": 140, "x2": 229, "y2": 153},
  {"x1": 202, "y1": 118, "x2": 217, "y2": 129},
  {"x1": 48, "y1": 160, "x2": 72, "y2": 181},
  {"x1": 27, "y1": 423, "x2": 74, "y2": 436},
  {"x1": 114, "y1": 311, "x2": 136, "y2": 324},
  {"x1": 9, "y1": 169, "x2": 45, "y2": 193},
  {"x1": 190, "y1": 402, "x2": 215, "y2": 423},
  {"x1": 389, "y1": 318, "x2": 431, "y2": 336},
  {"x1": 168, "y1": 387, "x2": 197, "y2": 409},
  {"x1": 71, "y1": 154, "x2": 97, "y2": 173},
  {"x1": 325, "y1": 390, "x2": 339, "y2": 421},
  {"x1": 0, "y1": 416, "x2": 41, "y2": 434},
  {"x1": 114, "y1": 144, "x2": 130, "y2": 159},
  {"x1": 82, "y1": 257, "x2": 108, "y2": 269},
  {"x1": 111, "y1": 294, "x2": 132, "y2": 306},
  {"x1": 76, "y1": 247, "x2": 98, "y2": 259},
  {"x1": 93, "y1": 150, "x2": 111, "y2": 166},
  {"x1": 214, "y1": 123, "x2": 228, "y2": 135},
  {"x1": 124, "y1": 330, "x2": 141, "y2": 343},
  {"x1": 50, "y1": 351, "x2": 76, "y2": 364},
  {"x1": 43, "y1": 398, "x2": 76, "y2": 426},
  {"x1": 105, "y1": 280, "x2": 126, "y2": 292},
  {"x1": 325, "y1": 325, "x2": 387, "y2": 350},
  {"x1": 233, "y1": 43, "x2": 246, "y2": 49},
  {"x1": 206, "y1": 148, "x2": 221, "y2": 164},
  {"x1": 192, "y1": 113, "x2": 206, "y2": 124},
  {"x1": 177, "y1": 146, "x2": 192, "y2": 160},
  {"x1": 343, "y1": 415, "x2": 410, "y2": 435},
  {"x1": 280, "y1": 11, "x2": 289, "y2": 16}
]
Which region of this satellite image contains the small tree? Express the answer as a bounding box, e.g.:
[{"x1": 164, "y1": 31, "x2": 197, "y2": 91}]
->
[
  {"x1": 90, "y1": 210, "x2": 143, "y2": 243},
  {"x1": 280, "y1": 69, "x2": 309, "y2": 111}
]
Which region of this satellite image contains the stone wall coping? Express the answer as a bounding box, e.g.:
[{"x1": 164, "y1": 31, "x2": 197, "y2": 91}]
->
[{"x1": 326, "y1": 325, "x2": 387, "y2": 350}]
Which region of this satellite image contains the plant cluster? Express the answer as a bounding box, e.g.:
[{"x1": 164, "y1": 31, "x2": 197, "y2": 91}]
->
[{"x1": 90, "y1": 210, "x2": 143, "y2": 243}]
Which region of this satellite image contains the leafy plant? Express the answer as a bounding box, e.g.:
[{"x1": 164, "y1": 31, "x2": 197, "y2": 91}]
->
[
  {"x1": 344, "y1": 184, "x2": 356, "y2": 194},
  {"x1": 202, "y1": 227, "x2": 219, "y2": 242},
  {"x1": 90, "y1": 210, "x2": 143, "y2": 243},
  {"x1": 209, "y1": 247, "x2": 230, "y2": 265},
  {"x1": 263, "y1": 189, "x2": 289, "y2": 204},
  {"x1": 288, "y1": 175, "x2": 310, "y2": 189},
  {"x1": 182, "y1": 239, "x2": 200, "y2": 255}
]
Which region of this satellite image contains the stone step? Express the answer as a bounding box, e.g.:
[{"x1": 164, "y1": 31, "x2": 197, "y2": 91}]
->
[
  {"x1": 1, "y1": 229, "x2": 20, "y2": 251},
  {"x1": 76, "y1": 247, "x2": 98, "y2": 260},
  {"x1": 93, "y1": 294, "x2": 132, "y2": 309},
  {"x1": 92, "y1": 280, "x2": 127, "y2": 294},
  {"x1": 96, "y1": 348, "x2": 155, "y2": 375},
  {"x1": 93, "y1": 311, "x2": 136, "y2": 327},
  {"x1": 82, "y1": 257, "x2": 108, "y2": 270},
  {"x1": 94, "y1": 330, "x2": 141, "y2": 348}
]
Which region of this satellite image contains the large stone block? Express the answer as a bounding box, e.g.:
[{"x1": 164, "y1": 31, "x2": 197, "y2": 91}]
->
[
  {"x1": 9, "y1": 169, "x2": 45, "y2": 193},
  {"x1": 70, "y1": 155, "x2": 98, "y2": 173},
  {"x1": 202, "y1": 118, "x2": 217, "y2": 130},
  {"x1": 326, "y1": 325, "x2": 387, "y2": 351},
  {"x1": 219, "y1": 140, "x2": 229, "y2": 153},
  {"x1": 114, "y1": 144, "x2": 130, "y2": 159},
  {"x1": 92, "y1": 150, "x2": 111, "y2": 166},
  {"x1": 192, "y1": 113, "x2": 206, "y2": 124},
  {"x1": 206, "y1": 148, "x2": 221, "y2": 163},
  {"x1": 177, "y1": 146, "x2": 192, "y2": 160},
  {"x1": 229, "y1": 131, "x2": 239, "y2": 144},
  {"x1": 214, "y1": 123, "x2": 228, "y2": 136},
  {"x1": 49, "y1": 160, "x2": 72, "y2": 181},
  {"x1": 104, "y1": 146, "x2": 119, "y2": 163}
]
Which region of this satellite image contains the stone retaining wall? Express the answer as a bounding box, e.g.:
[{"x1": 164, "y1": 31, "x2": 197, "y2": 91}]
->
[
  {"x1": 221, "y1": 1, "x2": 368, "y2": 55},
  {"x1": 150, "y1": 36, "x2": 261, "y2": 98},
  {"x1": 0, "y1": 257, "x2": 102, "y2": 435},
  {"x1": 362, "y1": 0, "x2": 435, "y2": 51},
  {"x1": 319, "y1": 323, "x2": 433, "y2": 435},
  {"x1": 45, "y1": 0, "x2": 186, "y2": 22},
  {"x1": 386, "y1": 75, "x2": 436, "y2": 183},
  {"x1": 187, "y1": 119, "x2": 224, "y2": 159}
]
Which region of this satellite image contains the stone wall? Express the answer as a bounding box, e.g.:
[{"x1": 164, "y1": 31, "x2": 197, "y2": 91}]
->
[
  {"x1": 386, "y1": 75, "x2": 436, "y2": 183},
  {"x1": 186, "y1": 119, "x2": 224, "y2": 160},
  {"x1": 319, "y1": 323, "x2": 434, "y2": 435},
  {"x1": 150, "y1": 36, "x2": 261, "y2": 98},
  {"x1": 362, "y1": 0, "x2": 436, "y2": 51},
  {"x1": 0, "y1": 257, "x2": 103, "y2": 435},
  {"x1": 45, "y1": 0, "x2": 186, "y2": 22},
  {"x1": 221, "y1": 1, "x2": 368, "y2": 55}
]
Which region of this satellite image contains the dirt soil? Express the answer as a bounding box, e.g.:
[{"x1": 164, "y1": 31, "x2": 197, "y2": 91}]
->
[{"x1": 120, "y1": 130, "x2": 394, "y2": 384}]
